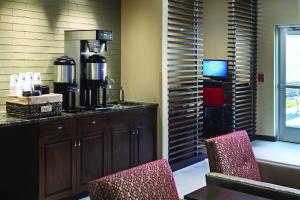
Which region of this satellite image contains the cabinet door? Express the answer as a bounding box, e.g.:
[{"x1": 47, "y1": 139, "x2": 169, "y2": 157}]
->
[
  {"x1": 77, "y1": 115, "x2": 108, "y2": 193},
  {"x1": 135, "y1": 121, "x2": 155, "y2": 165},
  {"x1": 0, "y1": 124, "x2": 38, "y2": 200},
  {"x1": 134, "y1": 109, "x2": 157, "y2": 166},
  {"x1": 39, "y1": 133, "x2": 76, "y2": 200},
  {"x1": 109, "y1": 112, "x2": 134, "y2": 173}
]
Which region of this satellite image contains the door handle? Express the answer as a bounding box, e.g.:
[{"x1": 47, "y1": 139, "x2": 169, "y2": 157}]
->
[
  {"x1": 74, "y1": 141, "x2": 77, "y2": 147},
  {"x1": 132, "y1": 130, "x2": 136, "y2": 135},
  {"x1": 132, "y1": 129, "x2": 139, "y2": 135}
]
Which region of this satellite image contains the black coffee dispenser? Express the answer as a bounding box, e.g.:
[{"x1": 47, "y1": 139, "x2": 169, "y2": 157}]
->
[{"x1": 53, "y1": 56, "x2": 79, "y2": 112}]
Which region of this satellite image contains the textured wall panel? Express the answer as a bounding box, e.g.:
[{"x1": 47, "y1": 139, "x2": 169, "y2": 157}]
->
[{"x1": 0, "y1": 0, "x2": 121, "y2": 110}]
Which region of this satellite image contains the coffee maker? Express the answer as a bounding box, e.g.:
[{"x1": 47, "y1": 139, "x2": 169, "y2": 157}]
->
[
  {"x1": 64, "y1": 30, "x2": 113, "y2": 109},
  {"x1": 53, "y1": 56, "x2": 79, "y2": 112}
]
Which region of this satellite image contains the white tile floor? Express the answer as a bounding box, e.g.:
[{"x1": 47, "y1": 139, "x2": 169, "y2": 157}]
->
[
  {"x1": 173, "y1": 159, "x2": 210, "y2": 198},
  {"x1": 80, "y1": 140, "x2": 300, "y2": 200},
  {"x1": 252, "y1": 140, "x2": 300, "y2": 165}
]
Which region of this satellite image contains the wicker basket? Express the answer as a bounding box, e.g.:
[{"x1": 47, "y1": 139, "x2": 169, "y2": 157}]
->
[{"x1": 6, "y1": 94, "x2": 62, "y2": 119}]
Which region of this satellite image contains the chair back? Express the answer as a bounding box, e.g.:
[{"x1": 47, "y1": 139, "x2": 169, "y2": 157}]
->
[
  {"x1": 88, "y1": 159, "x2": 179, "y2": 200},
  {"x1": 205, "y1": 130, "x2": 261, "y2": 181}
]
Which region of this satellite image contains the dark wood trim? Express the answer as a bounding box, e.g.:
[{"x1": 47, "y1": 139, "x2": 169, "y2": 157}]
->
[
  {"x1": 254, "y1": 135, "x2": 278, "y2": 142},
  {"x1": 184, "y1": 185, "x2": 267, "y2": 200},
  {"x1": 228, "y1": 0, "x2": 258, "y2": 136},
  {"x1": 249, "y1": 133, "x2": 256, "y2": 141},
  {"x1": 167, "y1": 0, "x2": 205, "y2": 171},
  {"x1": 171, "y1": 154, "x2": 206, "y2": 172},
  {"x1": 0, "y1": 124, "x2": 38, "y2": 200}
]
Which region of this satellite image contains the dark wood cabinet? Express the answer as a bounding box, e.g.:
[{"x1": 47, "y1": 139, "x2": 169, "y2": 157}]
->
[
  {"x1": 134, "y1": 115, "x2": 156, "y2": 166},
  {"x1": 0, "y1": 105, "x2": 157, "y2": 200},
  {"x1": 39, "y1": 133, "x2": 76, "y2": 200},
  {"x1": 109, "y1": 108, "x2": 157, "y2": 173},
  {"x1": 76, "y1": 115, "x2": 109, "y2": 193},
  {"x1": 134, "y1": 108, "x2": 156, "y2": 166},
  {"x1": 38, "y1": 119, "x2": 76, "y2": 200},
  {"x1": 109, "y1": 112, "x2": 134, "y2": 173},
  {"x1": 0, "y1": 124, "x2": 38, "y2": 200}
]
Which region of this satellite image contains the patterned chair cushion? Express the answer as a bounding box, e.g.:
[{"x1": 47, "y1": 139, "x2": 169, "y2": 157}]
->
[
  {"x1": 88, "y1": 159, "x2": 179, "y2": 200},
  {"x1": 205, "y1": 130, "x2": 261, "y2": 181}
]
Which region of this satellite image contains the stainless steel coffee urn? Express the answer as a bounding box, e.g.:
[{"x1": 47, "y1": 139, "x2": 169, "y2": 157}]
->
[
  {"x1": 84, "y1": 55, "x2": 107, "y2": 81},
  {"x1": 64, "y1": 30, "x2": 113, "y2": 109},
  {"x1": 82, "y1": 55, "x2": 108, "y2": 107},
  {"x1": 53, "y1": 56, "x2": 79, "y2": 112}
]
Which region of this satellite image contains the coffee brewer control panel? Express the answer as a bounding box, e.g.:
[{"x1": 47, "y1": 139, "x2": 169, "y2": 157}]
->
[{"x1": 97, "y1": 30, "x2": 113, "y2": 41}]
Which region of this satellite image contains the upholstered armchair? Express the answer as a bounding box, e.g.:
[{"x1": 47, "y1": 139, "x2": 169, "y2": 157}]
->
[
  {"x1": 88, "y1": 159, "x2": 180, "y2": 200},
  {"x1": 205, "y1": 130, "x2": 300, "y2": 199}
]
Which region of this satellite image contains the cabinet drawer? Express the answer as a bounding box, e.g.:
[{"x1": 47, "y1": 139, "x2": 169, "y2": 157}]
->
[
  {"x1": 39, "y1": 118, "x2": 76, "y2": 137},
  {"x1": 77, "y1": 114, "x2": 108, "y2": 132}
]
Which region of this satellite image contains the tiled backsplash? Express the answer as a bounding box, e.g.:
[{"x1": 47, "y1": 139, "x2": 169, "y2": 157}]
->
[{"x1": 0, "y1": 0, "x2": 121, "y2": 110}]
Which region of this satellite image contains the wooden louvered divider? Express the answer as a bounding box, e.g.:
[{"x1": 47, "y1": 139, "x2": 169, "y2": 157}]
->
[
  {"x1": 228, "y1": 0, "x2": 258, "y2": 137},
  {"x1": 167, "y1": 0, "x2": 205, "y2": 171}
]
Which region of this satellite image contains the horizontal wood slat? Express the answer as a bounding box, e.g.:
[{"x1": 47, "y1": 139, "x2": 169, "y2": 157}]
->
[
  {"x1": 229, "y1": 0, "x2": 257, "y2": 136},
  {"x1": 168, "y1": 0, "x2": 204, "y2": 170}
]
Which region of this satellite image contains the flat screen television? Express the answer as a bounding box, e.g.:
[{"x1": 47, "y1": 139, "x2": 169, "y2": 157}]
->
[{"x1": 203, "y1": 60, "x2": 228, "y2": 78}]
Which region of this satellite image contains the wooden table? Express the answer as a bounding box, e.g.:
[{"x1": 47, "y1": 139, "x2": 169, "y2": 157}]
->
[{"x1": 184, "y1": 186, "x2": 271, "y2": 200}]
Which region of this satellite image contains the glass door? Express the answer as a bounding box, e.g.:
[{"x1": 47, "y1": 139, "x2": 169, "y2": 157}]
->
[{"x1": 278, "y1": 26, "x2": 300, "y2": 143}]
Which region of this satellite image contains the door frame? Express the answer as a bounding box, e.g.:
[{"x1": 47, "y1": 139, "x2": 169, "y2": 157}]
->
[{"x1": 277, "y1": 25, "x2": 300, "y2": 143}]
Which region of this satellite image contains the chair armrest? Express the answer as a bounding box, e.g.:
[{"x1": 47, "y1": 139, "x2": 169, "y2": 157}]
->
[
  {"x1": 257, "y1": 158, "x2": 300, "y2": 189},
  {"x1": 206, "y1": 172, "x2": 300, "y2": 200}
]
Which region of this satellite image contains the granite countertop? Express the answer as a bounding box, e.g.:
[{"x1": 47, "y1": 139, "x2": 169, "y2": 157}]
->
[{"x1": 0, "y1": 102, "x2": 157, "y2": 128}]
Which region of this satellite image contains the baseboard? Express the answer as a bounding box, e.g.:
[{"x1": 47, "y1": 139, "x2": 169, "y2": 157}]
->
[
  {"x1": 171, "y1": 154, "x2": 207, "y2": 172},
  {"x1": 255, "y1": 135, "x2": 278, "y2": 142}
]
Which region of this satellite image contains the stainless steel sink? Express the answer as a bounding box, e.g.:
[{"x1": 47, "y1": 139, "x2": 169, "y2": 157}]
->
[{"x1": 111, "y1": 101, "x2": 142, "y2": 109}]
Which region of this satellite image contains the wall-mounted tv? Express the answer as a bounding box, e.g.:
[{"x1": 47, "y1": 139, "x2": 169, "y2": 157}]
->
[{"x1": 203, "y1": 59, "x2": 228, "y2": 78}]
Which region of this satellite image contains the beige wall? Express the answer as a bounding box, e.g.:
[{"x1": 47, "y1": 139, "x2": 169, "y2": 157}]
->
[
  {"x1": 0, "y1": 0, "x2": 121, "y2": 110},
  {"x1": 121, "y1": 0, "x2": 294, "y2": 156},
  {"x1": 203, "y1": 0, "x2": 228, "y2": 59},
  {"x1": 121, "y1": 0, "x2": 229, "y2": 159},
  {"x1": 257, "y1": 0, "x2": 300, "y2": 137},
  {"x1": 121, "y1": 0, "x2": 163, "y2": 157}
]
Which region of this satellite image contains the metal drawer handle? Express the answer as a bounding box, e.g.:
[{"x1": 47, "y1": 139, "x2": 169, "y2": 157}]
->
[
  {"x1": 92, "y1": 121, "x2": 96, "y2": 124},
  {"x1": 57, "y1": 126, "x2": 63, "y2": 130}
]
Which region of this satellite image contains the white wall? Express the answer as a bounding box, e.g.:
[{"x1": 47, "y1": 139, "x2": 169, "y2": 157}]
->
[{"x1": 257, "y1": 0, "x2": 300, "y2": 137}]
